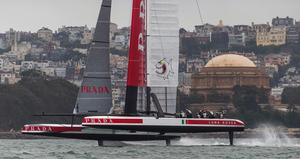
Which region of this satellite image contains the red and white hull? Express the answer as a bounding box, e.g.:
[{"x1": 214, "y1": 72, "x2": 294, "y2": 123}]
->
[
  {"x1": 21, "y1": 123, "x2": 181, "y2": 141},
  {"x1": 21, "y1": 116, "x2": 244, "y2": 143},
  {"x1": 22, "y1": 124, "x2": 83, "y2": 133},
  {"x1": 82, "y1": 116, "x2": 245, "y2": 133}
]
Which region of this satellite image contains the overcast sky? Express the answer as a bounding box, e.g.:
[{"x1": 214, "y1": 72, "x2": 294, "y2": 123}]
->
[{"x1": 0, "y1": 0, "x2": 299, "y2": 33}]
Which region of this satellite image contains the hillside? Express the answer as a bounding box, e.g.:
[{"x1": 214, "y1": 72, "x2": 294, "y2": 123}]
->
[{"x1": 0, "y1": 75, "x2": 78, "y2": 131}]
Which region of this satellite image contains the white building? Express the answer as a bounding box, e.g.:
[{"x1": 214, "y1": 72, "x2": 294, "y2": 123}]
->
[
  {"x1": 81, "y1": 29, "x2": 93, "y2": 44},
  {"x1": 58, "y1": 26, "x2": 88, "y2": 42},
  {"x1": 5, "y1": 28, "x2": 21, "y2": 46},
  {"x1": 112, "y1": 88, "x2": 121, "y2": 107},
  {"x1": 110, "y1": 23, "x2": 118, "y2": 41},
  {"x1": 13, "y1": 41, "x2": 32, "y2": 60},
  {"x1": 0, "y1": 57, "x2": 14, "y2": 72},
  {"x1": 54, "y1": 67, "x2": 66, "y2": 78},
  {"x1": 40, "y1": 67, "x2": 66, "y2": 78},
  {"x1": 21, "y1": 61, "x2": 35, "y2": 71},
  {"x1": 228, "y1": 33, "x2": 247, "y2": 47},
  {"x1": 0, "y1": 72, "x2": 19, "y2": 84},
  {"x1": 186, "y1": 58, "x2": 205, "y2": 73}
]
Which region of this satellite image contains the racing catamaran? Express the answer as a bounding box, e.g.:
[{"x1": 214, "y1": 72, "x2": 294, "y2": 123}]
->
[{"x1": 22, "y1": 0, "x2": 244, "y2": 146}]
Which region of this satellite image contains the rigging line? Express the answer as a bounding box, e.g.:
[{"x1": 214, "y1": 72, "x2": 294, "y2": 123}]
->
[{"x1": 195, "y1": 0, "x2": 204, "y2": 25}]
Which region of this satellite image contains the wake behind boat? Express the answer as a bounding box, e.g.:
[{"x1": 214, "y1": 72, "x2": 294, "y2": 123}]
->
[{"x1": 22, "y1": 0, "x2": 245, "y2": 146}]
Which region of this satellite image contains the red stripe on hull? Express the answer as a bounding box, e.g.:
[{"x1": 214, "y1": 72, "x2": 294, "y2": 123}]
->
[
  {"x1": 186, "y1": 119, "x2": 244, "y2": 126},
  {"x1": 83, "y1": 118, "x2": 143, "y2": 124},
  {"x1": 111, "y1": 119, "x2": 143, "y2": 124},
  {"x1": 22, "y1": 125, "x2": 82, "y2": 133}
]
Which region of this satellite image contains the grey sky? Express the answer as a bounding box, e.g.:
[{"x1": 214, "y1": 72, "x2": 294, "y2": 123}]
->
[{"x1": 0, "y1": 0, "x2": 299, "y2": 33}]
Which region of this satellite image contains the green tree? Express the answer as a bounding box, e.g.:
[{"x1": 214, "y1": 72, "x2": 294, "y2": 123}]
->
[
  {"x1": 0, "y1": 73, "x2": 79, "y2": 131},
  {"x1": 282, "y1": 87, "x2": 300, "y2": 105},
  {"x1": 232, "y1": 85, "x2": 261, "y2": 113}
]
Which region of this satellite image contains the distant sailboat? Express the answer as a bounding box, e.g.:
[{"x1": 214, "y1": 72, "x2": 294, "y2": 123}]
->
[
  {"x1": 22, "y1": 0, "x2": 244, "y2": 146},
  {"x1": 73, "y1": 0, "x2": 112, "y2": 115}
]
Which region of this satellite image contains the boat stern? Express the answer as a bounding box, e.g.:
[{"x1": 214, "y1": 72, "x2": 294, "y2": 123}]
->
[{"x1": 21, "y1": 124, "x2": 83, "y2": 134}]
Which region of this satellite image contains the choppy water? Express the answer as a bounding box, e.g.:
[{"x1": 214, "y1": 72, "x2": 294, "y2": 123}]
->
[
  {"x1": 1, "y1": 125, "x2": 300, "y2": 159},
  {"x1": 0, "y1": 137, "x2": 299, "y2": 159}
]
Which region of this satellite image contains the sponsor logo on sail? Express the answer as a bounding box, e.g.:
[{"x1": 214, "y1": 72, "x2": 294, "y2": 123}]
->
[
  {"x1": 81, "y1": 85, "x2": 110, "y2": 94},
  {"x1": 155, "y1": 58, "x2": 174, "y2": 80},
  {"x1": 138, "y1": 0, "x2": 145, "y2": 53}
]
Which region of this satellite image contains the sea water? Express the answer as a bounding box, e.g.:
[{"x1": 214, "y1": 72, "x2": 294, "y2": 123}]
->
[
  {"x1": 0, "y1": 138, "x2": 299, "y2": 159},
  {"x1": 0, "y1": 126, "x2": 300, "y2": 159}
]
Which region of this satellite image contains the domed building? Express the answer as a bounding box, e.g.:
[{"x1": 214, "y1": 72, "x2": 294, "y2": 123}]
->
[{"x1": 190, "y1": 54, "x2": 270, "y2": 111}]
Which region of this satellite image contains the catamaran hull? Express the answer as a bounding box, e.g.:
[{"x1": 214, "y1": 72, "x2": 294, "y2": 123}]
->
[
  {"x1": 82, "y1": 116, "x2": 245, "y2": 133},
  {"x1": 22, "y1": 132, "x2": 180, "y2": 141},
  {"x1": 85, "y1": 125, "x2": 244, "y2": 133},
  {"x1": 21, "y1": 124, "x2": 180, "y2": 141},
  {"x1": 21, "y1": 116, "x2": 244, "y2": 145}
]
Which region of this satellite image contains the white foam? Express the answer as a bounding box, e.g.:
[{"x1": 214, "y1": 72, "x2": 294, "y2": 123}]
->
[
  {"x1": 175, "y1": 125, "x2": 300, "y2": 147},
  {"x1": 236, "y1": 125, "x2": 300, "y2": 147},
  {"x1": 124, "y1": 125, "x2": 300, "y2": 147}
]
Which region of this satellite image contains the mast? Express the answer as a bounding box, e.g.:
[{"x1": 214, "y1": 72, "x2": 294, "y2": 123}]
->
[
  {"x1": 125, "y1": 0, "x2": 179, "y2": 115},
  {"x1": 73, "y1": 0, "x2": 112, "y2": 114},
  {"x1": 125, "y1": 0, "x2": 146, "y2": 115}
]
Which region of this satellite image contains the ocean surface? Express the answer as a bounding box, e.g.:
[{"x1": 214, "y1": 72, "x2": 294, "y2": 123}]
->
[{"x1": 0, "y1": 137, "x2": 299, "y2": 159}]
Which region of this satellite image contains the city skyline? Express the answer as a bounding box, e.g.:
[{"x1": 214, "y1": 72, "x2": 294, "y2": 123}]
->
[{"x1": 0, "y1": 0, "x2": 299, "y2": 33}]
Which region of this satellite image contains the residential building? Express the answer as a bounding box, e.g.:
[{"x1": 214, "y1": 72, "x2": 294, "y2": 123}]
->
[
  {"x1": 195, "y1": 23, "x2": 215, "y2": 36},
  {"x1": 265, "y1": 63, "x2": 278, "y2": 78},
  {"x1": 41, "y1": 67, "x2": 66, "y2": 78},
  {"x1": 181, "y1": 30, "x2": 210, "y2": 46},
  {"x1": 210, "y1": 32, "x2": 229, "y2": 50},
  {"x1": 5, "y1": 28, "x2": 21, "y2": 46},
  {"x1": 232, "y1": 25, "x2": 256, "y2": 43},
  {"x1": 270, "y1": 87, "x2": 284, "y2": 105},
  {"x1": 0, "y1": 71, "x2": 19, "y2": 84},
  {"x1": 80, "y1": 29, "x2": 94, "y2": 44},
  {"x1": 252, "y1": 22, "x2": 271, "y2": 32},
  {"x1": 296, "y1": 21, "x2": 300, "y2": 32},
  {"x1": 37, "y1": 27, "x2": 53, "y2": 42},
  {"x1": 256, "y1": 26, "x2": 286, "y2": 46},
  {"x1": 21, "y1": 61, "x2": 35, "y2": 71},
  {"x1": 186, "y1": 58, "x2": 205, "y2": 73},
  {"x1": 178, "y1": 72, "x2": 192, "y2": 86},
  {"x1": 111, "y1": 35, "x2": 127, "y2": 49},
  {"x1": 58, "y1": 25, "x2": 88, "y2": 42},
  {"x1": 264, "y1": 53, "x2": 291, "y2": 66},
  {"x1": 0, "y1": 36, "x2": 7, "y2": 49},
  {"x1": 233, "y1": 25, "x2": 252, "y2": 35},
  {"x1": 13, "y1": 41, "x2": 32, "y2": 60},
  {"x1": 272, "y1": 16, "x2": 294, "y2": 27},
  {"x1": 58, "y1": 26, "x2": 87, "y2": 33},
  {"x1": 228, "y1": 33, "x2": 247, "y2": 46},
  {"x1": 0, "y1": 57, "x2": 14, "y2": 72},
  {"x1": 286, "y1": 26, "x2": 299, "y2": 44},
  {"x1": 279, "y1": 67, "x2": 300, "y2": 88},
  {"x1": 110, "y1": 23, "x2": 118, "y2": 41}
]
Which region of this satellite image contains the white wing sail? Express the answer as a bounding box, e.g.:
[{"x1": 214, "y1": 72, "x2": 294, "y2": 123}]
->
[
  {"x1": 147, "y1": 0, "x2": 179, "y2": 87},
  {"x1": 146, "y1": 0, "x2": 179, "y2": 113}
]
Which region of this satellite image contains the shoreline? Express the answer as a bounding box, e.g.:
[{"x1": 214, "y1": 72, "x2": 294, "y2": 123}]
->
[{"x1": 1, "y1": 128, "x2": 300, "y2": 139}]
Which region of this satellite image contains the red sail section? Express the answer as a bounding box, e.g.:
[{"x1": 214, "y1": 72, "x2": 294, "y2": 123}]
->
[{"x1": 127, "y1": 0, "x2": 146, "y2": 86}]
